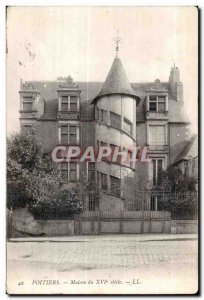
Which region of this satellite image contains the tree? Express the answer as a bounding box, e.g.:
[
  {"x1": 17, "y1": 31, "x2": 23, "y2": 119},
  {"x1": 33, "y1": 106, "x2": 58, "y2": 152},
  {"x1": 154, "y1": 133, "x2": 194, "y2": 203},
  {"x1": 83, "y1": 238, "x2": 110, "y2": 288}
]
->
[
  {"x1": 155, "y1": 165, "x2": 198, "y2": 217},
  {"x1": 7, "y1": 129, "x2": 62, "y2": 210},
  {"x1": 7, "y1": 129, "x2": 84, "y2": 218}
]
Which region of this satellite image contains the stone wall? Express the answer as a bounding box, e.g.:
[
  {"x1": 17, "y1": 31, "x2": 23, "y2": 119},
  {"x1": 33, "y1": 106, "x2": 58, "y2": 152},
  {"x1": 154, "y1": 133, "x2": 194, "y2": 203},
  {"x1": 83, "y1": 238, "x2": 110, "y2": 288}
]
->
[
  {"x1": 8, "y1": 208, "x2": 198, "y2": 237},
  {"x1": 9, "y1": 208, "x2": 74, "y2": 237},
  {"x1": 171, "y1": 220, "x2": 198, "y2": 234}
]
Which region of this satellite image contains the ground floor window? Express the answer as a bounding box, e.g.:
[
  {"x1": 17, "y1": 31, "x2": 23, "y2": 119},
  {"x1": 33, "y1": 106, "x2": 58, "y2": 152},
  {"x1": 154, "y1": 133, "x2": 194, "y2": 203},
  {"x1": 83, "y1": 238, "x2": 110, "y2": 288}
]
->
[
  {"x1": 150, "y1": 195, "x2": 163, "y2": 211},
  {"x1": 152, "y1": 158, "x2": 164, "y2": 185},
  {"x1": 150, "y1": 195, "x2": 156, "y2": 211}
]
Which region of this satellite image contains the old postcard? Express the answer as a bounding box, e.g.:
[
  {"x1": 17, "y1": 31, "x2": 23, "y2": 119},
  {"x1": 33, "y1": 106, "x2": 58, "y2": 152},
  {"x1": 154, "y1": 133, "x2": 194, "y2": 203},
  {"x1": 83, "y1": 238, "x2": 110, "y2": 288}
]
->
[{"x1": 6, "y1": 6, "x2": 199, "y2": 295}]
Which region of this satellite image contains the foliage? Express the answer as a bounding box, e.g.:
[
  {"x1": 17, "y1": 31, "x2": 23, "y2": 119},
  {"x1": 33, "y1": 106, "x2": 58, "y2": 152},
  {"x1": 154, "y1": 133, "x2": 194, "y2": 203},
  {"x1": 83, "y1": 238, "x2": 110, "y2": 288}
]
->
[
  {"x1": 157, "y1": 165, "x2": 197, "y2": 192},
  {"x1": 155, "y1": 165, "x2": 198, "y2": 216},
  {"x1": 30, "y1": 188, "x2": 84, "y2": 219},
  {"x1": 7, "y1": 129, "x2": 60, "y2": 209}
]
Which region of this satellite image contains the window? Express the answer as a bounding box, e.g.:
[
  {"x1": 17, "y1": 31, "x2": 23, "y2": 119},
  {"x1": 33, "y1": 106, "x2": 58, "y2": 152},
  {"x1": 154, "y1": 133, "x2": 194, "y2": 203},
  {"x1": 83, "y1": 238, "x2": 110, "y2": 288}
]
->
[
  {"x1": 124, "y1": 118, "x2": 133, "y2": 135},
  {"x1": 60, "y1": 162, "x2": 77, "y2": 181},
  {"x1": 88, "y1": 194, "x2": 98, "y2": 211},
  {"x1": 150, "y1": 195, "x2": 156, "y2": 211},
  {"x1": 101, "y1": 173, "x2": 107, "y2": 191},
  {"x1": 110, "y1": 176, "x2": 121, "y2": 198},
  {"x1": 158, "y1": 96, "x2": 166, "y2": 112},
  {"x1": 60, "y1": 125, "x2": 78, "y2": 145},
  {"x1": 101, "y1": 142, "x2": 109, "y2": 161},
  {"x1": 70, "y1": 96, "x2": 77, "y2": 111},
  {"x1": 69, "y1": 126, "x2": 77, "y2": 144},
  {"x1": 110, "y1": 112, "x2": 121, "y2": 129},
  {"x1": 149, "y1": 125, "x2": 166, "y2": 146},
  {"x1": 152, "y1": 158, "x2": 164, "y2": 185},
  {"x1": 150, "y1": 195, "x2": 162, "y2": 211},
  {"x1": 61, "y1": 96, "x2": 69, "y2": 111},
  {"x1": 88, "y1": 162, "x2": 95, "y2": 181},
  {"x1": 70, "y1": 162, "x2": 77, "y2": 181},
  {"x1": 61, "y1": 162, "x2": 68, "y2": 181},
  {"x1": 61, "y1": 126, "x2": 68, "y2": 144},
  {"x1": 101, "y1": 109, "x2": 107, "y2": 123},
  {"x1": 149, "y1": 96, "x2": 157, "y2": 111},
  {"x1": 149, "y1": 95, "x2": 166, "y2": 112},
  {"x1": 22, "y1": 97, "x2": 33, "y2": 111},
  {"x1": 110, "y1": 144, "x2": 121, "y2": 164}
]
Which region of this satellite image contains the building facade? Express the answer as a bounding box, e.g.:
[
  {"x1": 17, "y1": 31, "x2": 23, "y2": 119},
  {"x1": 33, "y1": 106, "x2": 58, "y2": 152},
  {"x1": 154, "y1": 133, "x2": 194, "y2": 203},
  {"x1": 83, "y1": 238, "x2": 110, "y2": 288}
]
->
[{"x1": 19, "y1": 53, "x2": 193, "y2": 212}]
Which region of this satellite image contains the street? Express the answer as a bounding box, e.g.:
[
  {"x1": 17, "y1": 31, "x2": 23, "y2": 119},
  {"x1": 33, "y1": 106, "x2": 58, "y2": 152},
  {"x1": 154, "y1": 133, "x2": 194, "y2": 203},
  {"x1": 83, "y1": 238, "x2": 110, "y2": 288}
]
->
[{"x1": 7, "y1": 234, "x2": 198, "y2": 294}]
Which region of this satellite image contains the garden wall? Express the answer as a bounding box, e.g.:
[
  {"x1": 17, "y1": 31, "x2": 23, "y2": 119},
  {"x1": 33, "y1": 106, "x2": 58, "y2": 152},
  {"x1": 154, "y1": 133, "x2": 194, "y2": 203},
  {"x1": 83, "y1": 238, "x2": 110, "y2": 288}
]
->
[
  {"x1": 9, "y1": 208, "x2": 74, "y2": 237},
  {"x1": 7, "y1": 208, "x2": 198, "y2": 237},
  {"x1": 171, "y1": 220, "x2": 198, "y2": 234}
]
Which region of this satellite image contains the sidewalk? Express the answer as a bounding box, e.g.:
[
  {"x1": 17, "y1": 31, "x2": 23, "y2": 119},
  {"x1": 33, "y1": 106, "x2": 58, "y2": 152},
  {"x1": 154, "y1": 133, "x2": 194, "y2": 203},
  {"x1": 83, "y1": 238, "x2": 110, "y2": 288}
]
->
[{"x1": 8, "y1": 233, "x2": 198, "y2": 243}]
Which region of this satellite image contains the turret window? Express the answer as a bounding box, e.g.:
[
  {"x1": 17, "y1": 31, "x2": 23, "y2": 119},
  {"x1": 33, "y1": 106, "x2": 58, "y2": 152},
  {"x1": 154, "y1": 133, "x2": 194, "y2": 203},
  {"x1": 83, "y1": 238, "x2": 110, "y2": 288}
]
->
[
  {"x1": 110, "y1": 176, "x2": 121, "y2": 198},
  {"x1": 110, "y1": 112, "x2": 121, "y2": 129},
  {"x1": 124, "y1": 118, "x2": 133, "y2": 135},
  {"x1": 101, "y1": 173, "x2": 107, "y2": 191}
]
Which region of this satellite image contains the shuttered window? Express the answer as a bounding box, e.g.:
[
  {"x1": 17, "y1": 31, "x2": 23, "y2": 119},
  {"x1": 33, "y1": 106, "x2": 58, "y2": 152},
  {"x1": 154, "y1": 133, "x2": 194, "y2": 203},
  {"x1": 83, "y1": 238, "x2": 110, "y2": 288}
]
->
[{"x1": 149, "y1": 125, "x2": 165, "y2": 146}]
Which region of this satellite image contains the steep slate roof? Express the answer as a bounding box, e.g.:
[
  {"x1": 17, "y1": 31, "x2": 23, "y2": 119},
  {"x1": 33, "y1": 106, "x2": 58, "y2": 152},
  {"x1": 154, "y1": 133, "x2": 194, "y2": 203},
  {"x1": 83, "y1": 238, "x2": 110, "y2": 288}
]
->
[
  {"x1": 92, "y1": 56, "x2": 140, "y2": 103},
  {"x1": 174, "y1": 135, "x2": 198, "y2": 164},
  {"x1": 27, "y1": 80, "x2": 190, "y2": 123}
]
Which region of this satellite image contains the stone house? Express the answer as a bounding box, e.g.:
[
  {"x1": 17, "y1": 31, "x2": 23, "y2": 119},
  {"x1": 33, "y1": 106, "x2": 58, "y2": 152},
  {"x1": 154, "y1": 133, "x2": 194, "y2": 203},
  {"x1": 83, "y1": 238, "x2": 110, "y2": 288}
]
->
[{"x1": 19, "y1": 52, "x2": 193, "y2": 212}]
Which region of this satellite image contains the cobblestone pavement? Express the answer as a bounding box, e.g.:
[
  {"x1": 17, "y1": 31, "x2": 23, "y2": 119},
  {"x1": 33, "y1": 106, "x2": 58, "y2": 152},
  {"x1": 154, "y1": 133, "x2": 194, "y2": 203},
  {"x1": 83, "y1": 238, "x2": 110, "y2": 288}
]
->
[{"x1": 7, "y1": 234, "x2": 198, "y2": 294}]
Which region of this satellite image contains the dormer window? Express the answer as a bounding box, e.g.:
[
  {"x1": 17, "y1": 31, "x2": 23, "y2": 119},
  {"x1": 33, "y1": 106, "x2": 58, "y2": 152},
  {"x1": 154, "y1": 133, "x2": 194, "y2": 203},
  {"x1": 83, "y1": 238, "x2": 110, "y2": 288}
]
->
[
  {"x1": 70, "y1": 96, "x2": 77, "y2": 111},
  {"x1": 59, "y1": 95, "x2": 79, "y2": 112},
  {"x1": 22, "y1": 96, "x2": 33, "y2": 111},
  {"x1": 149, "y1": 96, "x2": 157, "y2": 111},
  {"x1": 158, "y1": 96, "x2": 166, "y2": 112},
  {"x1": 148, "y1": 95, "x2": 167, "y2": 112},
  {"x1": 61, "y1": 96, "x2": 69, "y2": 111}
]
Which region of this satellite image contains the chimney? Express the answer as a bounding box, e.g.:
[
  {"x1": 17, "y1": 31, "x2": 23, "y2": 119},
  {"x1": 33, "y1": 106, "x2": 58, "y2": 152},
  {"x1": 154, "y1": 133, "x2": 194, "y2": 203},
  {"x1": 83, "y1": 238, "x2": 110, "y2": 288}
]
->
[{"x1": 169, "y1": 65, "x2": 183, "y2": 101}]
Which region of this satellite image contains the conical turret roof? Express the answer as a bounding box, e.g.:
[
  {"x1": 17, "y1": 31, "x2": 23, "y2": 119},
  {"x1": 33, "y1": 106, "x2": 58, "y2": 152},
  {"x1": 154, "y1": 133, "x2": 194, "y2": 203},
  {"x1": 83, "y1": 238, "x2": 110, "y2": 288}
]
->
[{"x1": 92, "y1": 56, "x2": 139, "y2": 103}]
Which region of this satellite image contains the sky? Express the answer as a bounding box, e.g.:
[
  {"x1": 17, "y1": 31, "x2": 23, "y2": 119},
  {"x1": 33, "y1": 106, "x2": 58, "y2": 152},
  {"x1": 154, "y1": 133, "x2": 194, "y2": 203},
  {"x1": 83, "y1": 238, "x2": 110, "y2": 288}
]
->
[{"x1": 6, "y1": 6, "x2": 198, "y2": 135}]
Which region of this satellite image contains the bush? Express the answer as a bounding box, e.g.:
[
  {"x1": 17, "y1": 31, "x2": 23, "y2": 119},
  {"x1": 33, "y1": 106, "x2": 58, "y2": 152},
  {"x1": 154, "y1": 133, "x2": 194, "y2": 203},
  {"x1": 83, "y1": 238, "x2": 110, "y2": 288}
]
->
[{"x1": 29, "y1": 188, "x2": 84, "y2": 219}]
